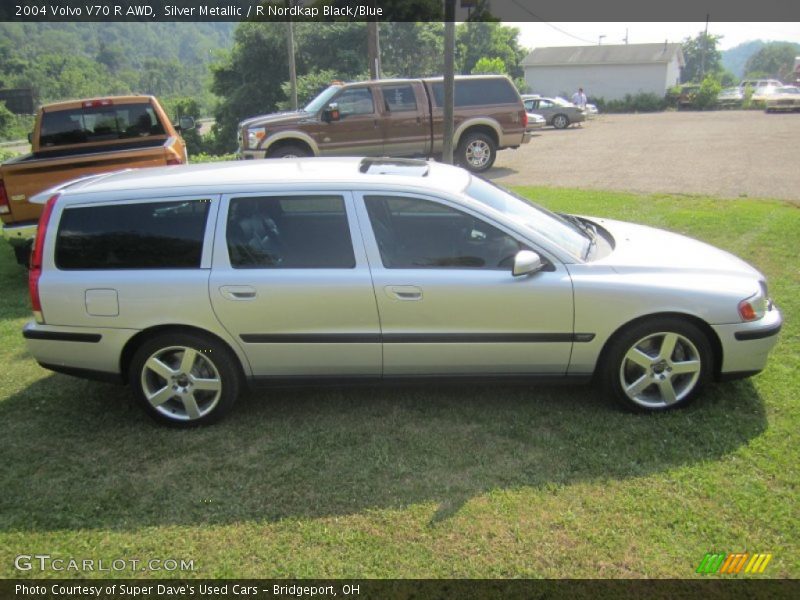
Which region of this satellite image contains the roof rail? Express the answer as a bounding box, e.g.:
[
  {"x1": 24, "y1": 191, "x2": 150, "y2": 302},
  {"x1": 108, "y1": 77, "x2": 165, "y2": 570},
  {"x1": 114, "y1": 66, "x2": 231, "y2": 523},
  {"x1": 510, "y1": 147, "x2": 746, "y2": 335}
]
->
[{"x1": 358, "y1": 157, "x2": 430, "y2": 177}]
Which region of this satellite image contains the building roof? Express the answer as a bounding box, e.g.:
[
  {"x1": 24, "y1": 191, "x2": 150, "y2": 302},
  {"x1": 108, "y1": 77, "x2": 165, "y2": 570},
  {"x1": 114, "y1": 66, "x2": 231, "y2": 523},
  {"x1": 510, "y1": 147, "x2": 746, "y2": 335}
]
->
[{"x1": 522, "y1": 43, "x2": 685, "y2": 68}]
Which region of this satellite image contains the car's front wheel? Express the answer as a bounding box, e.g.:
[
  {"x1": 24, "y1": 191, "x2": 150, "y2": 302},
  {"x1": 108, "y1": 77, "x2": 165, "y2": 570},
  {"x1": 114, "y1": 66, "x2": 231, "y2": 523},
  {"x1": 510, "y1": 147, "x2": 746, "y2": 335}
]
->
[
  {"x1": 129, "y1": 332, "x2": 241, "y2": 426},
  {"x1": 601, "y1": 317, "x2": 713, "y2": 412},
  {"x1": 552, "y1": 114, "x2": 570, "y2": 129},
  {"x1": 268, "y1": 144, "x2": 310, "y2": 159}
]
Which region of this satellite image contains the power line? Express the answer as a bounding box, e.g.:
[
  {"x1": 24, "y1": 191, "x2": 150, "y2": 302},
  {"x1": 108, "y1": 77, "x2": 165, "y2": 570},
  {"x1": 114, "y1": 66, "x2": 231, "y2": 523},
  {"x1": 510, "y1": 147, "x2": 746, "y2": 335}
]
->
[{"x1": 510, "y1": 0, "x2": 597, "y2": 45}]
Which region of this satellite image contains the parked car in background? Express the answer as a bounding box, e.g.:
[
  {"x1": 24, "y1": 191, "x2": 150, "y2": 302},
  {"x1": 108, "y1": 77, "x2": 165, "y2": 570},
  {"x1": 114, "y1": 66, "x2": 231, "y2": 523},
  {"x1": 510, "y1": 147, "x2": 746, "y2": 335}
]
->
[
  {"x1": 525, "y1": 111, "x2": 546, "y2": 130},
  {"x1": 717, "y1": 87, "x2": 744, "y2": 108},
  {"x1": 238, "y1": 75, "x2": 530, "y2": 173},
  {"x1": 764, "y1": 86, "x2": 800, "y2": 112},
  {"x1": 522, "y1": 95, "x2": 586, "y2": 129},
  {"x1": 739, "y1": 79, "x2": 783, "y2": 90},
  {"x1": 677, "y1": 84, "x2": 701, "y2": 109},
  {"x1": 0, "y1": 95, "x2": 193, "y2": 265},
  {"x1": 23, "y1": 157, "x2": 781, "y2": 425},
  {"x1": 751, "y1": 84, "x2": 783, "y2": 104},
  {"x1": 584, "y1": 103, "x2": 599, "y2": 118}
]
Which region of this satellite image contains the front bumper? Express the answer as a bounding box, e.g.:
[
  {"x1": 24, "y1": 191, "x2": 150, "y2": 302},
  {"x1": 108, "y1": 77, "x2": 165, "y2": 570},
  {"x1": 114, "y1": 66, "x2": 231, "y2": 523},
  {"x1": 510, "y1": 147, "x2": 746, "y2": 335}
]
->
[
  {"x1": 1, "y1": 220, "x2": 38, "y2": 247},
  {"x1": 239, "y1": 149, "x2": 267, "y2": 160},
  {"x1": 712, "y1": 305, "x2": 783, "y2": 375}
]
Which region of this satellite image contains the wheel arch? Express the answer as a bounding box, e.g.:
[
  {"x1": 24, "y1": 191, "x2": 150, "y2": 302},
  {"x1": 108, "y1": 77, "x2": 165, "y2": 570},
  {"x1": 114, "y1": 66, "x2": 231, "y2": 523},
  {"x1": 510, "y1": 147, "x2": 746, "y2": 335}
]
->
[
  {"x1": 120, "y1": 324, "x2": 249, "y2": 384},
  {"x1": 262, "y1": 132, "x2": 319, "y2": 157},
  {"x1": 594, "y1": 312, "x2": 723, "y2": 381},
  {"x1": 454, "y1": 119, "x2": 501, "y2": 149}
]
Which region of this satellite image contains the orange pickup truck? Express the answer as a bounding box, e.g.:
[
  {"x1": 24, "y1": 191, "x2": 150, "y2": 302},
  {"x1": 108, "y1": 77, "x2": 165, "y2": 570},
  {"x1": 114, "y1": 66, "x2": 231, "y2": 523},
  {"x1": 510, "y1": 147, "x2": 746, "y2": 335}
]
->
[{"x1": 0, "y1": 95, "x2": 192, "y2": 264}]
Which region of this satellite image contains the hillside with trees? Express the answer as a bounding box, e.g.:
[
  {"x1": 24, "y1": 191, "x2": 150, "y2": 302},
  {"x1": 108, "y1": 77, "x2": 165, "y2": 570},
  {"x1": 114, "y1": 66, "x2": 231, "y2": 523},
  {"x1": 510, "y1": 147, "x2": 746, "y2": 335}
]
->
[{"x1": 0, "y1": 22, "x2": 234, "y2": 112}]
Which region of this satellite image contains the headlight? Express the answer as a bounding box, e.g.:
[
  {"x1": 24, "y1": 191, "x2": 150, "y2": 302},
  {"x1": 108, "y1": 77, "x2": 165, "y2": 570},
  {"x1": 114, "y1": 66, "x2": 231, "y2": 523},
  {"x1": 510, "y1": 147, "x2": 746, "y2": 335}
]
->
[
  {"x1": 245, "y1": 127, "x2": 266, "y2": 149},
  {"x1": 738, "y1": 282, "x2": 770, "y2": 321}
]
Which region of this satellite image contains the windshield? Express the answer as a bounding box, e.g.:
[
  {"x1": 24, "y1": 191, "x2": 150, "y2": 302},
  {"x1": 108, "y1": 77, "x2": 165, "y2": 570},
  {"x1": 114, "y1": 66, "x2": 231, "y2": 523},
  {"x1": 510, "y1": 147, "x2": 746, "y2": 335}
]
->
[
  {"x1": 465, "y1": 177, "x2": 591, "y2": 261},
  {"x1": 304, "y1": 85, "x2": 342, "y2": 113}
]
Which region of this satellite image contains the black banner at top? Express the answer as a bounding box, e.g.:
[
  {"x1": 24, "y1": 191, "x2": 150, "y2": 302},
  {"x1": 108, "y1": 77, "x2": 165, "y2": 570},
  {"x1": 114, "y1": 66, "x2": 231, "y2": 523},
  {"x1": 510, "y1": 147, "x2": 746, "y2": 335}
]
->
[{"x1": 1, "y1": 0, "x2": 799, "y2": 22}]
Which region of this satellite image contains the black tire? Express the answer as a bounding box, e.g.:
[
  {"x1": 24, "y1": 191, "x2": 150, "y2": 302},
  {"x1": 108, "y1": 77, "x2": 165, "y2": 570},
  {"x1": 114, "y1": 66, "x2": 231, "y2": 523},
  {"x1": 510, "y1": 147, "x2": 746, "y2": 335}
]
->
[
  {"x1": 552, "y1": 114, "x2": 570, "y2": 129},
  {"x1": 13, "y1": 242, "x2": 32, "y2": 268},
  {"x1": 456, "y1": 132, "x2": 497, "y2": 173},
  {"x1": 129, "y1": 332, "x2": 241, "y2": 427},
  {"x1": 267, "y1": 144, "x2": 310, "y2": 159},
  {"x1": 599, "y1": 317, "x2": 713, "y2": 413}
]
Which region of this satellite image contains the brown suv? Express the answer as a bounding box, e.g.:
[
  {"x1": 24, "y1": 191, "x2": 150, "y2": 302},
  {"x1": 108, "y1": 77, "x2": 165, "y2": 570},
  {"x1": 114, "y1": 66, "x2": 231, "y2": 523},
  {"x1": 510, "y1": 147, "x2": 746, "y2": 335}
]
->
[{"x1": 238, "y1": 75, "x2": 531, "y2": 172}]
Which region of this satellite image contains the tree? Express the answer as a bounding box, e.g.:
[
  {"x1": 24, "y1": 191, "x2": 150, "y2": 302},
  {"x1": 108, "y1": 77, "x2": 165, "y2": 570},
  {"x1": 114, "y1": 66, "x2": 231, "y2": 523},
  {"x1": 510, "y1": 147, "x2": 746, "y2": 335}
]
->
[
  {"x1": 380, "y1": 22, "x2": 443, "y2": 77},
  {"x1": 681, "y1": 32, "x2": 723, "y2": 83},
  {"x1": 745, "y1": 42, "x2": 800, "y2": 81},
  {"x1": 471, "y1": 57, "x2": 506, "y2": 75},
  {"x1": 455, "y1": 22, "x2": 526, "y2": 77}
]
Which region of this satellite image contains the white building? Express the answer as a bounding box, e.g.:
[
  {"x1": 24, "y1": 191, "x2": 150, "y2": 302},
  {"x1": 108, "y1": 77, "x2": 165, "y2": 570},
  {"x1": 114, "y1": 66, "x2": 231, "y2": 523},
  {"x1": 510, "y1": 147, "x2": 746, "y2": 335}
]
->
[{"x1": 522, "y1": 43, "x2": 685, "y2": 101}]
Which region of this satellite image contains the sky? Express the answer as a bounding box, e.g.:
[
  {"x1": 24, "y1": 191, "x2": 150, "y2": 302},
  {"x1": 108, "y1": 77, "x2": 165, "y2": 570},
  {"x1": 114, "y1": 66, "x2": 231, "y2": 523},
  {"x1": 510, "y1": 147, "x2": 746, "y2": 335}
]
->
[{"x1": 514, "y1": 22, "x2": 800, "y2": 51}]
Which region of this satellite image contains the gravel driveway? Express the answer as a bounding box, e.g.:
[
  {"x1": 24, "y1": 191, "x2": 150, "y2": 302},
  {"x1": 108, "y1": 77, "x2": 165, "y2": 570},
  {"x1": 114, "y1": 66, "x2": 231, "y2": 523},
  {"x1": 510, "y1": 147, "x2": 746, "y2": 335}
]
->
[{"x1": 488, "y1": 110, "x2": 800, "y2": 203}]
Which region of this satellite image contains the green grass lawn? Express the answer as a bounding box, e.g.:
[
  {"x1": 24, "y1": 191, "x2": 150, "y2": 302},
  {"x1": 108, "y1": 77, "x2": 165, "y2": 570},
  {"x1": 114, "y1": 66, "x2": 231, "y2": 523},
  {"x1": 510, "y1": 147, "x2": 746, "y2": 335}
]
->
[{"x1": 0, "y1": 188, "x2": 797, "y2": 579}]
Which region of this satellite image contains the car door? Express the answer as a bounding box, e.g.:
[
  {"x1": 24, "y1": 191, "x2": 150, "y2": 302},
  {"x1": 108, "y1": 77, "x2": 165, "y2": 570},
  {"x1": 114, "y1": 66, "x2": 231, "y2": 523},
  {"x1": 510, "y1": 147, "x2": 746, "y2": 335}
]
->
[
  {"x1": 377, "y1": 83, "x2": 430, "y2": 157},
  {"x1": 319, "y1": 86, "x2": 383, "y2": 156},
  {"x1": 209, "y1": 191, "x2": 381, "y2": 378},
  {"x1": 353, "y1": 192, "x2": 575, "y2": 376}
]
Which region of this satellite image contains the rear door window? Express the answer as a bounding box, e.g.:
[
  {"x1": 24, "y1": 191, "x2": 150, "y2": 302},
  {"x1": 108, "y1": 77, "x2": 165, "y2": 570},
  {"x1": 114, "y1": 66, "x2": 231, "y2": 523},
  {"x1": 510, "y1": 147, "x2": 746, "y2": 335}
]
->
[
  {"x1": 55, "y1": 200, "x2": 211, "y2": 269},
  {"x1": 227, "y1": 195, "x2": 355, "y2": 268}
]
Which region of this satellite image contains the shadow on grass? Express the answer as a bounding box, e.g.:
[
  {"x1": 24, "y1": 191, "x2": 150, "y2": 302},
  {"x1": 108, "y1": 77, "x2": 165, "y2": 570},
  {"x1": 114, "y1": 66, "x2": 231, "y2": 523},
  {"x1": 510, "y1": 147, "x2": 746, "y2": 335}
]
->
[{"x1": 0, "y1": 372, "x2": 768, "y2": 532}]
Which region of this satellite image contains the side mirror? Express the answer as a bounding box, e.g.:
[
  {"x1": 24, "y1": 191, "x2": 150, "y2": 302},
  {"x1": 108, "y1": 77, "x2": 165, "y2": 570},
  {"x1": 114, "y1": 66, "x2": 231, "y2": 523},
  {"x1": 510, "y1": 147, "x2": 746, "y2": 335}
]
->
[
  {"x1": 176, "y1": 116, "x2": 196, "y2": 132},
  {"x1": 323, "y1": 103, "x2": 341, "y2": 123},
  {"x1": 512, "y1": 250, "x2": 544, "y2": 277}
]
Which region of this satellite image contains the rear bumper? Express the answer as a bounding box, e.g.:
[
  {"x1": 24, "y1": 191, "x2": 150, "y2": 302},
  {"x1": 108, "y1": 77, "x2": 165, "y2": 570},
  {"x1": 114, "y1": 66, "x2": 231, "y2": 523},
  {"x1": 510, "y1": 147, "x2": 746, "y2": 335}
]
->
[
  {"x1": 23, "y1": 321, "x2": 135, "y2": 379},
  {"x1": 1, "y1": 220, "x2": 37, "y2": 246},
  {"x1": 712, "y1": 306, "x2": 783, "y2": 376}
]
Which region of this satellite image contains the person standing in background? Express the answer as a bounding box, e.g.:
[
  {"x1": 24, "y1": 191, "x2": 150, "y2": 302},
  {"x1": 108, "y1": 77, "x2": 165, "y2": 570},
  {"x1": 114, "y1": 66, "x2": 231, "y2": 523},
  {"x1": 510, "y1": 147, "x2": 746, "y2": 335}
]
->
[{"x1": 571, "y1": 87, "x2": 587, "y2": 127}]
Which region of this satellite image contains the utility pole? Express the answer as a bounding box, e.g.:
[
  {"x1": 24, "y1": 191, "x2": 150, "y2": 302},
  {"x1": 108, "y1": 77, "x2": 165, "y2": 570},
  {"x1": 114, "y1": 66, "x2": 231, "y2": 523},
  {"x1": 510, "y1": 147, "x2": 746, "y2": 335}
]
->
[
  {"x1": 623, "y1": 29, "x2": 628, "y2": 44},
  {"x1": 285, "y1": 2, "x2": 297, "y2": 110},
  {"x1": 598, "y1": 35, "x2": 606, "y2": 45},
  {"x1": 699, "y1": 14, "x2": 709, "y2": 80},
  {"x1": 442, "y1": 0, "x2": 456, "y2": 164},
  {"x1": 367, "y1": 21, "x2": 381, "y2": 80}
]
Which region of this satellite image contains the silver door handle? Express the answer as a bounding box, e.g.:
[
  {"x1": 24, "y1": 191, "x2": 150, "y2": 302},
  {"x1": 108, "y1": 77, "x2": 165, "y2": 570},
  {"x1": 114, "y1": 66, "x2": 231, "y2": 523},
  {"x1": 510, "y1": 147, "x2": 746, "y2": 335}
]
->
[
  {"x1": 385, "y1": 285, "x2": 422, "y2": 301},
  {"x1": 220, "y1": 285, "x2": 257, "y2": 300}
]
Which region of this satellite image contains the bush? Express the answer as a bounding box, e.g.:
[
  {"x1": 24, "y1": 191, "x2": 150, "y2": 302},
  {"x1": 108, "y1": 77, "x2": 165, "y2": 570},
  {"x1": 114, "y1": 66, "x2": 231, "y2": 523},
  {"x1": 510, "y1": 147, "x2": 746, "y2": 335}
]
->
[
  {"x1": 190, "y1": 152, "x2": 238, "y2": 164},
  {"x1": 694, "y1": 75, "x2": 722, "y2": 110},
  {"x1": 592, "y1": 93, "x2": 666, "y2": 113}
]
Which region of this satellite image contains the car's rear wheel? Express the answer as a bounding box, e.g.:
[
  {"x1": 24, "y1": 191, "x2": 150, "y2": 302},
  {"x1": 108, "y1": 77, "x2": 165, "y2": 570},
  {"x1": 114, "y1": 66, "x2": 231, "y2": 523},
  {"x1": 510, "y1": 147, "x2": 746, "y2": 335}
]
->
[
  {"x1": 601, "y1": 317, "x2": 713, "y2": 412},
  {"x1": 268, "y1": 144, "x2": 309, "y2": 159},
  {"x1": 129, "y1": 332, "x2": 240, "y2": 426},
  {"x1": 552, "y1": 114, "x2": 570, "y2": 129},
  {"x1": 457, "y1": 132, "x2": 497, "y2": 172}
]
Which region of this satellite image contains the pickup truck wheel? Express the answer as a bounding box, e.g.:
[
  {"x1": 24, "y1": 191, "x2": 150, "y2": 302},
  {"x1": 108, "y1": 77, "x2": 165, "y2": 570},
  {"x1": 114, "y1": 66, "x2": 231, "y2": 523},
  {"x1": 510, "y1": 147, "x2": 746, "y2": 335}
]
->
[
  {"x1": 268, "y1": 145, "x2": 309, "y2": 159},
  {"x1": 129, "y1": 332, "x2": 240, "y2": 427},
  {"x1": 457, "y1": 132, "x2": 496, "y2": 172},
  {"x1": 552, "y1": 114, "x2": 570, "y2": 129}
]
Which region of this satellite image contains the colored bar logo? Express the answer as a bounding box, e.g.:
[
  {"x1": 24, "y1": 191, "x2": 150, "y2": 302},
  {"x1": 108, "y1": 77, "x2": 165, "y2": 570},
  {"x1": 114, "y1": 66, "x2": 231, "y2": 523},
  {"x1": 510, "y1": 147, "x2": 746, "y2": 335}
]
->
[{"x1": 696, "y1": 553, "x2": 772, "y2": 574}]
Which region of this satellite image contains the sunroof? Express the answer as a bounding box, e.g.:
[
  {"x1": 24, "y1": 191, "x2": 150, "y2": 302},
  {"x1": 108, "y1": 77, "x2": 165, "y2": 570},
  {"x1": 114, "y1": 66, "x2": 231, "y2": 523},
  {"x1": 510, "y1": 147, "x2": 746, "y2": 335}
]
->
[{"x1": 358, "y1": 157, "x2": 430, "y2": 177}]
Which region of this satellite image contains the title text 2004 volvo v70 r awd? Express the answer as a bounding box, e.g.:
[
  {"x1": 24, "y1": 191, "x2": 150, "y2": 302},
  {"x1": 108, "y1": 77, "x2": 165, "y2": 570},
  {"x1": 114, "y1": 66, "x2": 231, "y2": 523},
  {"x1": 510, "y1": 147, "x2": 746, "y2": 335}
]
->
[{"x1": 23, "y1": 158, "x2": 781, "y2": 425}]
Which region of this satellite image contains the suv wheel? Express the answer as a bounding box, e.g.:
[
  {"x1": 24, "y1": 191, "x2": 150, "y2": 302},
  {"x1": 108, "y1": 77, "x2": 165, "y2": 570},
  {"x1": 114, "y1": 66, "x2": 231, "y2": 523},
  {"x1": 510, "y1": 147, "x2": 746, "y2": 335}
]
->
[
  {"x1": 600, "y1": 317, "x2": 713, "y2": 412},
  {"x1": 457, "y1": 132, "x2": 497, "y2": 172},
  {"x1": 268, "y1": 144, "x2": 309, "y2": 159},
  {"x1": 130, "y1": 332, "x2": 240, "y2": 426},
  {"x1": 552, "y1": 114, "x2": 570, "y2": 129}
]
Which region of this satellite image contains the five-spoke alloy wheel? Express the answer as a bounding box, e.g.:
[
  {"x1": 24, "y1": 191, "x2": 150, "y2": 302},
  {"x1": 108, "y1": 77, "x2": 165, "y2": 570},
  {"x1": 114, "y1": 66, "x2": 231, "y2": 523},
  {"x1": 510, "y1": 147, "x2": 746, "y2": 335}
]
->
[
  {"x1": 130, "y1": 333, "x2": 240, "y2": 426},
  {"x1": 602, "y1": 317, "x2": 712, "y2": 412}
]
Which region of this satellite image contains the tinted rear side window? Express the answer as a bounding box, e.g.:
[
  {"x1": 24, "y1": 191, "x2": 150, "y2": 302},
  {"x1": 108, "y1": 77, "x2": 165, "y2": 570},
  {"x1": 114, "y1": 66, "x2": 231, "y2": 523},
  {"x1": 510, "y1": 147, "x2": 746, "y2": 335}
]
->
[
  {"x1": 56, "y1": 200, "x2": 210, "y2": 269},
  {"x1": 430, "y1": 79, "x2": 519, "y2": 107},
  {"x1": 227, "y1": 195, "x2": 355, "y2": 269}
]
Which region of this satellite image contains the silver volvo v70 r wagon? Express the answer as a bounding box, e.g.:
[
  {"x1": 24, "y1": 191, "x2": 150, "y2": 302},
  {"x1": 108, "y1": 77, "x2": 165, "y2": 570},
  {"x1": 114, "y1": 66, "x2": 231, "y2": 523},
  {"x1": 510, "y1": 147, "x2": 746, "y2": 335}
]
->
[{"x1": 23, "y1": 158, "x2": 782, "y2": 425}]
